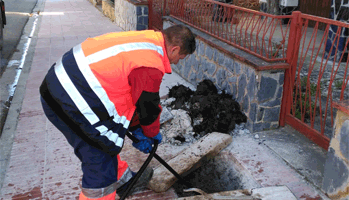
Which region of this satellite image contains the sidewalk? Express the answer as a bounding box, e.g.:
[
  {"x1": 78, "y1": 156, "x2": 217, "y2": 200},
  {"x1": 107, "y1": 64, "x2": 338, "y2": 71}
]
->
[{"x1": 0, "y1": 0, "x2": 330, "y2": 199}]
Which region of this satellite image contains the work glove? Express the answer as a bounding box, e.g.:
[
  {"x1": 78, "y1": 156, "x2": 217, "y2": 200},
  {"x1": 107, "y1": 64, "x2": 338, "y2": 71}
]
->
[{"x1": 131, "y1": 128, "x2": 162, "y2": 154}]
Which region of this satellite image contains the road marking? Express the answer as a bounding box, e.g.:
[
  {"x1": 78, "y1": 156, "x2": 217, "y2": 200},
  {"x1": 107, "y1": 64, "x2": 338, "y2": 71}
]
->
[{"x1": 6, "y1": 13, "x2": 39, "y2": 103}]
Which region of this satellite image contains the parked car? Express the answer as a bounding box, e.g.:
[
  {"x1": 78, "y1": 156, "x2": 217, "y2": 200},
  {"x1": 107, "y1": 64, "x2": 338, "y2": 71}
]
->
[{"x1": 0, "y1": 0, "x2": 6, "y2": 67}]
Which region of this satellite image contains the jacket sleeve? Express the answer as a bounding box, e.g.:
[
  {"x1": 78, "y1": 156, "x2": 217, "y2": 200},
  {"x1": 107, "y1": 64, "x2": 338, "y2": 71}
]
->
[{"x1": 128, "y1": 67, "x2": 163, "y2": 138}]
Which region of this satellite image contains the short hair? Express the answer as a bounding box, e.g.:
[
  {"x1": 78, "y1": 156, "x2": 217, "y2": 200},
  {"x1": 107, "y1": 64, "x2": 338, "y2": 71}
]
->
[{"x1": 162, "y1": 25, "x2": 196, "y2": 55}]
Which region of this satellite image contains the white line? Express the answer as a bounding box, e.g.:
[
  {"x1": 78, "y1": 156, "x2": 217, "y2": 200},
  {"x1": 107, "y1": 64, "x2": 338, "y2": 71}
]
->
[{"x1": 6, "y1": 14, "x2": 39, "y2": 102}]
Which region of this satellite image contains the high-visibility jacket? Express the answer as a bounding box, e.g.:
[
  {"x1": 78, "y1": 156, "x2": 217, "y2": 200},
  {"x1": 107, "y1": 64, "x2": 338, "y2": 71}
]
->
[{"x1": 40, "y1": 30, "x2": 171, "y2": 155}]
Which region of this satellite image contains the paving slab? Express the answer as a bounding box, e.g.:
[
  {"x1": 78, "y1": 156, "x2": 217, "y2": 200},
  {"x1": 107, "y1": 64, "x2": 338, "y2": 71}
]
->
[
  {"x1": 148, "y1": 132, "x2": 233, "y2": 193},
  {"x1": 255, "y1": 125, "x2": 328, "y2": 189}
]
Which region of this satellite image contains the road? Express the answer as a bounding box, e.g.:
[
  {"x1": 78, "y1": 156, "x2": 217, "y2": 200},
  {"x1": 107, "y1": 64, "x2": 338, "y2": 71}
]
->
[
  {"x1": 1, "y1": 0, "x2": 38, "y2": 74},
  {"x1": 0, "y1": 0, "x2": 38, "y2": 136}
]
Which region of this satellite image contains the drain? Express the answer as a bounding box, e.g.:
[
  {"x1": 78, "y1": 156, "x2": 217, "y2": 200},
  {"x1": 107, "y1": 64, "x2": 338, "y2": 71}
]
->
[{"x1": 172, "y1": 156, "x2": 244, "y2": 198}]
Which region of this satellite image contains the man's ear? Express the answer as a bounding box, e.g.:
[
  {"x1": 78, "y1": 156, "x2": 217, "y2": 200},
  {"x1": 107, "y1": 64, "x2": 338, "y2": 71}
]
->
[{"x1": 170, "y1": 46, "x2": 181, "y2": 55}]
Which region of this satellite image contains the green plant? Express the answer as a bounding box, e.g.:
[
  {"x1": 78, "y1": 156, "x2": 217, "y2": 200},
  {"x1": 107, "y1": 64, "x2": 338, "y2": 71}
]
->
[
  {"x1": 334, "y1": 79, "x2": 343, "y2": 90},
  {"x1": 292, "y1": 77, "x2": 319, "y2": 121}
]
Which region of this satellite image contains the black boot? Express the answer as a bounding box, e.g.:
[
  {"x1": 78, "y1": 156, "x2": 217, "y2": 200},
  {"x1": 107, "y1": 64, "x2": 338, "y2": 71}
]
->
[{"x1": 116, "y1": 167, "x2": 153, "y2": 199}]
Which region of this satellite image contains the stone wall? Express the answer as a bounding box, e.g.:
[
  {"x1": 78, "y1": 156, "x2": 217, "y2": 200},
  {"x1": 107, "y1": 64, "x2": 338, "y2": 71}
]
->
[
  {"x1": 322, "y1": 101, "x2": 349, "y2": 199},
  {"x1": 114, "y1": 0, "x2": 148, "y2": 31},
  {"x1": 163, "y1": 19, "x2": 286, "y2": 133},
  {"x1": 102, "y1": 0, "x2": 115, "y2": 22}
]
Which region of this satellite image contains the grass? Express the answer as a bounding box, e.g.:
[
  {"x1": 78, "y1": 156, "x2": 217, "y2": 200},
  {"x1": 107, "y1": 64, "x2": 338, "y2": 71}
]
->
[{"x1": 292, "y1": 76, "x2": 320, "y2": 121}]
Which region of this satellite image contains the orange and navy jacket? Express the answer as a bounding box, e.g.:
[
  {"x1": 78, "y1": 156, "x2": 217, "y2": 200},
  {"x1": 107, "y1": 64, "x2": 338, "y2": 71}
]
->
[{"x1": 40, "y1": 30, "x2": 171, "y2": 156}]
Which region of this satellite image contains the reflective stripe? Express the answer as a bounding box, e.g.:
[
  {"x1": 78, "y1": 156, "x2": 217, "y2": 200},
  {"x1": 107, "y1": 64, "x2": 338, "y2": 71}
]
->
[
  {"x1": 81, "y1": 183, "x2": 117, "y2": 199},
  {"x1": 115, "y1": 167, "x2": 133, "y2": 189},
  {"x1": 73, "y1": 44, "x2": 118, "y2": 118},
  {"x1": 96, "y1": 125, "x2": 124, "y2": 147},
  {"x1": 113, "y1": 115, "x2": 130, "y2": 129},
  {"x1": 54, "y1": 58, "x2": 100, "y2": 125},
  {"x1": 80, "y1": 167, "x2": 132, "y2": 199},
  {"x1": 86, "y1": 42, "x2": 164, "y2": 65}
]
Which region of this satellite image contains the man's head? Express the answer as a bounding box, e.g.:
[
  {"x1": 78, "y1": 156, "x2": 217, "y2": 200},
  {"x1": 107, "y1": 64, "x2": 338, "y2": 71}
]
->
[{"x1": 162, "y1": 25, "x2": 196, "y2": 64}]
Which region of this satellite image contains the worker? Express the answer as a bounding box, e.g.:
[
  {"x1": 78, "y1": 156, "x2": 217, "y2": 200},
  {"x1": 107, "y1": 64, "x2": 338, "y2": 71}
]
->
[{"x1": 39, "y1": 24, "x2": 196, "y2": 200}]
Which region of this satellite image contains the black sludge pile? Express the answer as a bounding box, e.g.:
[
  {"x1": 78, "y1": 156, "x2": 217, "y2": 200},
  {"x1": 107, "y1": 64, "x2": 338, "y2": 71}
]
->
[{"x1": 168, "y1": 79, "x2": 247, "y2": 136}]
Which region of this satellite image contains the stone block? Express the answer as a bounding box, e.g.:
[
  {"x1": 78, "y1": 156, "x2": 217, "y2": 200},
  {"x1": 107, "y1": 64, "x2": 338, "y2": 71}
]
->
[
  {"x1": 148, "y1": 132, "x2": 233, "y2": 193},
  {"x1": 276, "y1": 86, "x2": 283, "y2": 99},
  {"x1": 213, "y1": 49, "x2": 220, "y2": 62},
  {"x1": 189, "y1": 72, "x2": 197, "y2": 85},
  {"x1": 279, "y1": 73, "x2": 285, "y2": 85},
  {"x1": 217, "y1": 52, "x2": 225, "y2": 65},
  {"x1": 322, "y1": 107, "x2": 349, "y2": 199},
  {"x1": 198, "y1": 41, "x2": 205, "y2": 56},
  {"x1": 197, "y1": 69, "x2": 204, "y2": 81},
  {"x1": 260, "y1": 98, "x2": 281, "y2": 107},
  {"x1": 340, "y1": 120, "x2": 349, "y2": 160},
  {"x1": 322, "y1": 147, "x2": 349, "y2": 194},
  {"x1": 253, "y1": 122, "x2": 271, "y2": 132},
  {"x1": 243, "y1": 95, "x2": 249, "y2": 112},
  {"x1": 228, "y1": 76, "x2": 237, "y2": 84},
  {"x1": 102, "y1": 0, "x2": 115, "y2": 22},
  {"x1": 216, "y1": 68, "x2": 226, "y2": 87},
  {"x1": 207, "y1": 62, "x2": 216, "y2": 75},
  {"x1": 263, "y1": 106, "x2": 280, "y2": 122},
  {"x1": 257, "y1": 107, "x2": 264, "y2": 121},
  {"x1": 249, "y1": 103, "x2": 257, "y2": 122},
  {"x1": 257, "y1": 76, "x2": 277, "y2": 102},
  {"x1": 234, "y1": 61, "x2": 241, "y2": 74},
  {"x1": 237, "y1": 74, "x2": 247, "y2": 102},
  {"x1": 247, "y1": 72, "x2": 256, "y2": 98},
  {"x1": 205, "y1": 45, "x2": 214, "y2": 60}
]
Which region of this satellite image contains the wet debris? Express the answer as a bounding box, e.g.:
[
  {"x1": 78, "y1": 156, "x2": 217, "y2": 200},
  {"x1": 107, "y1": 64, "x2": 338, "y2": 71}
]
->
[{"x1": 161, "y1": 79, "x2": 248, "y2": 145}]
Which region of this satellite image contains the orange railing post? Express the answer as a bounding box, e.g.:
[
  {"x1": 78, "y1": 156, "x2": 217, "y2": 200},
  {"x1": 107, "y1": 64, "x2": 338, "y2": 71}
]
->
[
  {"x1": 163, "y1": 0, "x2": 167, "y2": 17},
  {"x1": 279, "y1": 11, "x2": 302, "y2": 126}
]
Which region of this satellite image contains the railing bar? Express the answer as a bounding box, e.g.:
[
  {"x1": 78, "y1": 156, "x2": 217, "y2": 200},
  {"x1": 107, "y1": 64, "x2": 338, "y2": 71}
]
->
[
  {"x1": 317, "y1": 24, "x2": 341, "y2": 134},
  {"x1": 243, "y1": 12, "x2": 251, "y2": 49},
  {"x1": 301, "y1": 13, "x2": 349, "y2": 28},
  {"x1": 234, "y1": 10, "x2": 240, "y2": 44},
  {"x1": 238, "y1": 11, "x2": 246, "y2": 47},
  {"x1": 256, "y1": 15, "x2": 267, "y2": 56},
  {"x1": 170, "y1": 15, "x2": 286, "y2": 62},
  {"x1": 269, "y1": 18, "x2": 278, "y2": 59},
  {"x1": 325, "y1": 26, "x2": 343, "y2": 132},
  {"x1": 298, "y1": 20, "x2": 316, "y2": 123},
  {"x1": 307, "y1": 22, "x2": 321, "y2": 127},
  {"x1": 294, "y1": 19, "x2": 309, "y2": 120},
  {"x1": 312, "y1": 23, "x2": 330, "y2": 130},
  {"x1": 249, "y1": 14, "x2": 258, "y2": 53},
  {"x1": 340, "y1": 43, "x2": 349, "y2": 100},
  {"x1": 261, "y1": 17, "x2": 273, "y2": 58}
]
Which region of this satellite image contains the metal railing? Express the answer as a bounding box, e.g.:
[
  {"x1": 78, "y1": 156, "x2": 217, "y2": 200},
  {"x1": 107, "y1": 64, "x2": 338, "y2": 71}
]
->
[
  {"x1": 156, "y1": 0, "x2": 292, "y2": 62},
  {"x1": 280, "y1": 11, "x2": 349, "y2": 149}
]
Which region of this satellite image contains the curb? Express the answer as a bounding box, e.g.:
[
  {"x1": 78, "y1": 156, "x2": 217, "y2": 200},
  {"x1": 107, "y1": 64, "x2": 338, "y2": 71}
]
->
[{"x1": 0, "y1": 0, "x2": 46, "y2": 191}]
